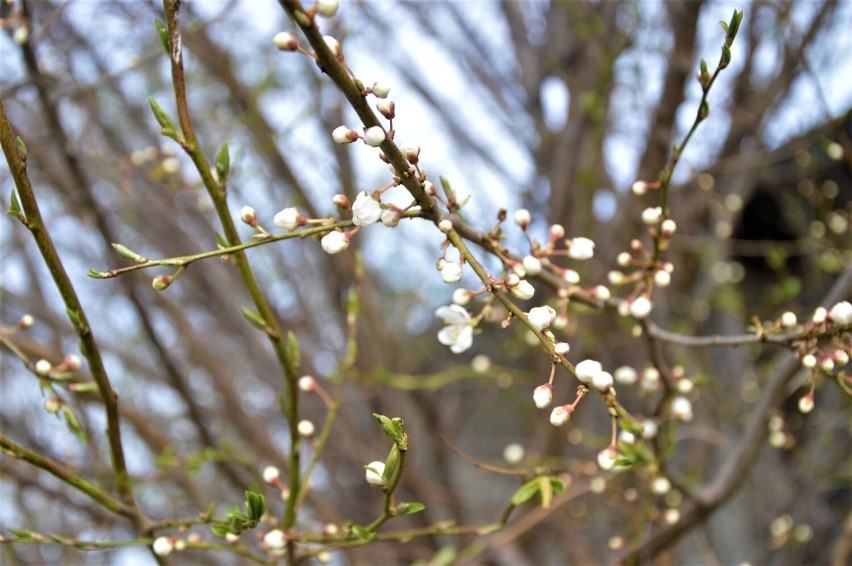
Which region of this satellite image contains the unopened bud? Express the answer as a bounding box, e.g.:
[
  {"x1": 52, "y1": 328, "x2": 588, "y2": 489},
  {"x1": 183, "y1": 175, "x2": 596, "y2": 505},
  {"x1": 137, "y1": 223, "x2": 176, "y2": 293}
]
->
[
  {"x1": 661, "y1": 219, "x2": 677, "y2": 237},
  {"x1": 514, "y1": 209, "x2": 531, "y2": 228},
  {"x1": 240, "y1": 205, "x2": 258, "y2": 227},
  {"x1": 533, "y1": 384, "x2": 553, "y2": 409},
  {"x1": 402, "y1": 145, "x2": 420, "y2": 164},
  {"x1": 631, "y1": 181, "x2": 648, "y2": 195},
  {"x1": 363, "y1": 126, "x2": 386, "y2": 147},
  {"x1": 780, "y1": 311, "x2": 797, "y2": 328},
  {"x1": 550, "y1": 404, "x2": 573, "y2": 426},
  {"x1": 549, "y1": 224, "x2": 565, "y2": 240},
  {"x1": 452, "y1": 288, "x2": 474, "y2": 306},
  {"x1": 273, "y1": 32, "x2": 300, "y2": 51},
  {"x1": 376, "y1": 98, "x2": 395, "y2": 120},
  {"x1": 35, "y1": 359, "x2": 52, "y2": 375},
  {"x1": 332, "y1": 126, "x2": 359, "y2": 145},
  {"x1": 298, "y1": 376, "x2": 316, "y2": 391},
  {"x1": 297, "y1": 419, "x2": 315, "y2": 437},
  {"x1": 332, "y1": 194, "x2": 351, "y2": 209},
  {"x1": 263, "y1": 465, "x2": 281, "y2": 484},
  {"x1": 371, "y1": 82, "x2": 391, "y2": 98},
  {"x1": 554, "y1": 342, "x2": 570, "y2": 356},
  {"x1": 316, "y1": 0, "x2": 339, "y2": 18},
  {"x1": 19, "y1": 314, "x2": 35, "y2": 328},
  {"x1": 438, "y1": 219, "x2": 453, "y2": 233},
  {"x1": 323, "y1": 35, "x2": 343, "y2": 60}
]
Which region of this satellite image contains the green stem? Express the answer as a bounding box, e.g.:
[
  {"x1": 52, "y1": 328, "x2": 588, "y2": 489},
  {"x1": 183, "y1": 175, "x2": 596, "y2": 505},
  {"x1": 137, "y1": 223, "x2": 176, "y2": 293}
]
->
[{"x1": 0, "y1": 99, "x2": 140, "y2": 522}]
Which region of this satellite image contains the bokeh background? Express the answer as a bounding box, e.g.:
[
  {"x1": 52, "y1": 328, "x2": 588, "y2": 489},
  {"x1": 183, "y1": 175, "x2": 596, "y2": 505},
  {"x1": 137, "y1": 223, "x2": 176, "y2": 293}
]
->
[{"x1": 1, "y1": 1, "x2": 851, "y2": 564}]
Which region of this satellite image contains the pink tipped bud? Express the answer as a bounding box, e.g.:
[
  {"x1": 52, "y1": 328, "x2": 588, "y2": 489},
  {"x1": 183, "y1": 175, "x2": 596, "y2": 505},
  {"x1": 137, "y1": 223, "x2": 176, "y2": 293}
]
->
[
  {"x1": 798, "y1": 393, "x2": 814, "y2": 414},
  {"x1": 332, "y1": 194, "x2": 351, "y2": 209},
  {"x1": 273, "y1": 32, "x2": 300, "y2": 52},
  {"x1": 550, "y1": 404, "x2": 574, "y2": 426},
  {"x1": 240, "y1": 205, "x2": 258, "y2": 227},
  {"x1": 376, "y1": 98, "x2": 395, "y2": 120},
  {"x1": 263, "y1": 465, "x2": 281, "y2": 484},
  {"x1": 316, "y1": 0, "x2": 339, "y2": 18},
  {"x1": 597, "y1": 445, "x2": 618, "y2": 470},
  {"x1": 332, "y1": 126, "x2": 359, "y2": 145},
  {"x1": 371, "y1": 81, "x2": 391, "y2": 98},
  {"x1": 298, "y1": 376, "x2": 316, "y2": 391},
  {"x1": 402, "y1": 145, "x2": 421, "y2": 164},
  {"x1": 549, "y1": 224, "x2": 565, "y2": 240},
  {"x1": 661, "y1": 219, "x2": 677, "y2": 237},
  {"x1": 504, "y1": 273, "x2": 520, "y2": 288},
  {"x1": 19, "y1": 314, "x2": 35, "y2": 328},
  {"x1": 631, "y1": 180, "x2": 648, "y2": 195},
  {"x1": 514, "y1": 209, "x2": 531, "y2": 228},
  {"x1": 363, "y1": 126, "x2": 386, "y2": 147}
]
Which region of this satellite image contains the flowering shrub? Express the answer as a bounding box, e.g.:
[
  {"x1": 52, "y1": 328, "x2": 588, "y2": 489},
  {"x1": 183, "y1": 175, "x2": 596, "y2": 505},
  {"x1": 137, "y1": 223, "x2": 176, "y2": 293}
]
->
[{"x1": 1, "y1": 1, "x2": 850, "y2": 564}]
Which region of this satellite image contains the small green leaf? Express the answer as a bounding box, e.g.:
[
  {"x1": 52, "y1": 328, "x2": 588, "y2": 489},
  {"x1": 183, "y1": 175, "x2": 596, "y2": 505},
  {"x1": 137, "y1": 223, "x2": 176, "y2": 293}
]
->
[
  {"x1": 87, "y1": 269, "x2": 104, "y2": 279},
  {"x1": 373, "y1": 413, "x2": 405, "y2": 445},
  {"x1": 211, "y1": 524, "x2": 230, "y2": 538},
  {"x1": 15, "y1": 136, "x2": 28, "y2": 160},
  {"x1": 61, "y1": 405, "x2": 87, "y2": 445},
  {"x1": 215, "y1": 233, "x2": 230, "y2": 249},
  {"x1": 245, "y1": 490, "x2": 266, "y2": 522},
  {"x1": 111, "y1": 243, "x2": 147, "y2": 263},
  {"x1": 383, "y1": 444, "x2": 400, "y2": 483},
  {"x1": 241, "y1": 307, "x2": 267, "y2": 330},
  {"x1": 7, "y1": 189, "x2": 24, "y2": 221},
  {"x1": 395, "y1": 502, "x2": 425, "y2": 516},
  {"x1": 349, "y1": 525, "x2": 375, "y2": 542},
  {"x1": 154, "y1": 19, "x2": 170, "y2": 55},
  {"x1": 215, "y1": 141, "x2": 230, "y2": 182},
  {"x1": 67, "y1": 381, "x2": 99, "y2": 394},
  {"x1": 439, "y1": 176, "x2": 456, "y2": 201},
  {"x1": 510, "y1": 478, "x2": 542, "y2": 506},
  {"x1": 549, "y1": 476, "x2": 566, "y2": 495},
  {"x1": 9, "y1": 529, "x2": 37, "y2": 540},
  {"x1": 148, "y1": 97, "x2": 179, "y2": 138},
  {"x1": 720, "y1": 44, "x2": 731, "y2": 69}
]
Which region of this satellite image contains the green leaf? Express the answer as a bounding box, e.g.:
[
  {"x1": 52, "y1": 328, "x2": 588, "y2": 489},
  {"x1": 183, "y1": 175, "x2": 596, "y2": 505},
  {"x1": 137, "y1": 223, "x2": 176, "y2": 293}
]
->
[
  {"x1": 148, "y1": 97, "x2": 178, "y2": 138},
  {"x1": 241, "y1": 307, "x2": 267, "y2": 330},
  {"x1": 349, "y1": 525, "x2": 375, "y2": 542},
  {"x1": 439, "y1": 175, "x2": 456, "y2": 201},
  {"x1": 372, "y1": 413, "x2": 405, "y2": 445},
  {"x1": 61, "y1": 405, "x2": 87, "y2": 445},
  {"x1": 7, "y1": 189, "x2": 24, "y2": 221},
  {"x1": 215, "y1": 233, "x2": 230, "y2": 249},
  {"x1": 720, "y1": 44, "x2": 731, "y2": 69},
  {"x1": 216, "y1": 141, "x2": 230, "y2": 182},
  {"x1": 538, "y1": 476, "x2": 553, "y2": 509},
  {"x1": 15, "y1": 136, "x2": 27, "y2": 159},
  {"x1": 9, "y1": 529, "x2": 37, "y2": 540},
  {"x1": 549, "y1": 476, "x2": 566, "y2": 495},
  {"x1": 511, "y1": 478, "x2": 541, "y2": 506},
  {"x1": 245, "y1": 490, "x2": 266, "y2": 522},
  {"x1": 154, "y1": 19, "x2": 170, "y2": 55},
  {"x1": 211, "y1": 524, "x2": 230, "y2": 538},
  {"x1": 111, "y1": 243, "x2": 147, "y2": 263},
  {"x1": 395, "y1": 501, "x2": 425, "y2": 516},
  {"x1": 383, "y1": 444, "x2": 400, "y2": 483}
]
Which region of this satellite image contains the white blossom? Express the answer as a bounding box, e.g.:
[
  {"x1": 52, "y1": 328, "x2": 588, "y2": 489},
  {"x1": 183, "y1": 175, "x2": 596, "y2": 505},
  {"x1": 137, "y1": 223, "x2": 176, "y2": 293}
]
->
[
  {"x1": 654, "y1": 270, "x2": 671, "y2": 287},
  {"x1": 522, "y1": 256, "x2": 542, "y2": 276},
  {"x1": 262, "y1": 465, "x2": 281, "y2": 484},
  {"x1": 527, "y1": 306, "x2": 556, "y2": 332},
  {"x1": 597, "y1": 446, "x2": 618, "y2": 470},
  {"x1": 441, "y1": 262, "x2": 463, "y2": 283},
  {"x1": 629, "y1": 296, "x2": 653, "y2": 319},
  {"x1": 514, "y1": 209, "x2": 531, "y2": 228},
  {"x1": 436, "y1": 305, "x2": 474, "y2": 354},
  {"x1": 297, "y1": 420, "x2": 315, "y2": 437},
  {"x1": 316, "y1": 0, "x2": 339, "y2": 18},
  {"x1": 554, "y1": 342, "x2": 570, "y2": 356},
  {"x1": 780, "y1": 311, "x2": 797, "y2": 328},
  {"x1": 829, "y1": 301, "x2": 852, "y2": 325},
  {"x1": 332, "y1": 125, "x2": 358, "y2": 144},
  {"x1": 153, "y1": 537, "x2": 174, "y2": 557},
  {"x1": 363, "y1": 126, "x2": 386, "y2": 147},
  {"x1": 614, "y1": 366, "x2": 638, "y2": 385},
  {"x1": 550, "y1": 405, "x2": 572, "y2": 426},
  {"x1": 274, "y1": 207, "x2": 301, "y2": 231},
  {"x1": 533, "y1": 384, "x2": 553, "y2": 409},
  {"x1": 812, "y1": 307, "x2": 827, "y2": 323},
  {"x1": 591, "y1": 371, "x2": 614, "y2": 393},
  {"x1": 365, "y1": 461, "x2": 385, "y2": 486},
  {"x1": 503, "y1": 443, "x2": 525, "y2": 464},
  {"x1": 352, "y1": 191, "x2": 382, "y2": 226},
  {"x1": 670, "y1": 395, "x2": 693, "y2": 422},
  {"x1": 575, "y1": 359, "x2": 603, "y2": 386},
  {"x1": 264, "y1": 529, "x2": 286, "y2": 550},
  {"x1": 642, "y1": 207, "x2": 662, "y2": 225},
  {"x1": 510, "y1": 280, "x2": 535, "y2": 300},
  {"x1": 321, "y1": 231, "x2": 349, "y2": 254},
  {"x1": 371, "y1": 81, "x2": 391, "y2": 98},
  {"x1": 568, "y1": 237, "x2": 595, "y2": 260}
]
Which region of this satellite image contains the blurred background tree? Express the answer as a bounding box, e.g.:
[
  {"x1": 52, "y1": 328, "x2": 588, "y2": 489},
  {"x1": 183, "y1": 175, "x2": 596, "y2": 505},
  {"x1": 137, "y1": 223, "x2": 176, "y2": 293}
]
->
[{"x1": 1, "y1": 0, "x2": 850, "y2": 564}]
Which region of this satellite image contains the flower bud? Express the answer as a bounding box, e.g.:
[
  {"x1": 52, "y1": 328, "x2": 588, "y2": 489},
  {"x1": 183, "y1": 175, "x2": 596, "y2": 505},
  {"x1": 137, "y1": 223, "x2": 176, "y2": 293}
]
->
[
  {"x1": 670, "y1": 395, "x2": 693, "y2": 422},
  {"x1": 780, "y1": 311, "x2": 797, "y2": 328},
  {"x1": 514, "y1": 209, "x2": 531, "y2": 228},
  {"x1": 614, "y1": 366, "x2": 638, "y2": 385},
  {"x1": 798, "y1": 394, "x2": 814, "y2": 414},
  {"x1": 554, "y1": 342, "x2": 570, "y2": 356},
  {"x1": 323, "y1": 35, "x2": 343, "y2": 60},
  {"x1": 452, "y1": 288, "x2": 474, "y2": 306},
  {"x1": 527, "y1": 305, "x2": 556, "y2": 332},
  {"x1": 371, "y1": 81, "x2": 391, "y2": 98},
  {"x1": 298, "y1": 376, "x2": 316, "y2": 391},
  {"x1": 654, "y1": 270, "x2": 671, "y2": 287},
  {"x1": 568, "y1": 237, "x2": 595, "y2": 260},
  {"x1": 575, "y1": 359, "x2": 602, "y2": 385},
  {"x1": 19, "y1": 314, "x2": 34, "y2": 328},
  {"x1": 592, "y1": 285, "x2": 611, "y2": 300},
  {"x1": 812, "y1": 307, "x2": 827, "y2": 323},
  {"x1": 363, "y1": 126, "x2": 386, "y2": 147},
  {"x1": 592, "y1": 371, "x2": 614, "y2": 393},
  {"x1": 441, "y1": 262, "x2": 463, "y2": 283},
  {"x1": 332, "y1": 193, "x2": 351, "y2": 209},
  {"x1": 62, "y1": 354, "x2": 81, "y2": 371},
  {"x1": 316, "y1": 0, "x2": 339, "y2": 18},
  {"x1": 332, "y1": 126, "x2": 359, "y2": 145},
  {"x1": 263, "y1": 530, "x2": 286, "y2": 550},
  {"x1": 661, "y1": 219, "x2": 677, "y2": 237},
  {"x1": 153, "y1": 537, "x2": 174, "y2": 557},
  {"x1": 829, "y1": 301, "x2": 852, "y2": 325},
  {"x1": 35, "y1": 359, "x2": 52, "y2": 375},
  {"x1": 424, "y1": 180, "x2": 436, "y2": 195},
  {"x1": 617, "y1": 252, "x2": 631, "y2": 266},
  {"x1": 503, "y1": 443, "x2": 525, "y2": 464},
  {"x1": 597, "y1": 445, "x2": 618, "y2": 470},
  {"x1": 263, "y1": 465, "x2": 281, "y2": 484},
  {"x1": 641, "y1": 206, "x2": 662, "y2": 225},
  {"x1": 273, "y1": 32, "x2": 300, "y2": 51},
  {"x1": 297, "y1": 419, "x2": 315, "y2": 437},
  {"x1": 628, "y1": 296, "x2": 653, "y2": 319},
  {"x1": 438, "y1": 219, "x2": 453, "y2": 233},
  {"x1": 550, "y1": 404, "x2": 573, "y2": 426},
  {"x1": 504, "y1": 273, "x2": 520, "y2": 288},
  {"x1": 240, "y1": 205, "x2": 258, "y2": 227},
  {"x1": 44, "y1": 397, "x2": 61, "y2": 414},
  {"x1": 274, "y1": 207, "x2": 302, "y2": 231},
  {"x1": 563, "y1": 269, "x2": 580, "y2": 284},
  {"x1": 381, "y1": 209, "x2": 400, "y2": 227},
  {"x1": 376, "y1": 98, "x2": 395, "y2": 120},
  {"x1": 533, "y1": 384, "x2": 553, "y2": 409},
  {"x1": 801, "y1": 354, "x2": 816, "y2": 368},
  {"x1": 549, "y1": 224, "x2": 565, "y2": 240},
  {"x1": 152, "y1": 275, "x2": 172, "y2": 291},
  {"x1": 631, "y1": 180, "x2": 648, "y2": 195},
  {"x1": 402, "y1": 145, "x2": 421, "y2": 164},
  {"x1": 833, "y1": 350, "x2": 849, "y2": 366},
  {"x1": 522, "y1": 256, "x2": 542, "y2": 276},
  {"x1": 321, "y1": 230, "x2": 349, "y2": 254},
  {"x1": 510, "y1": 280, "x2": 535, "y2": 300},
  {"x1": 225, "y1": 532, "x2": 240, "y2": 543},
  {"x1": 365, "y1": 461, "x2": 385, "y2": 486}
]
